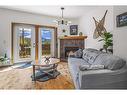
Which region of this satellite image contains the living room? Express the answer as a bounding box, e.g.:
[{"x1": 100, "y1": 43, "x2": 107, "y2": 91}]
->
[{"x1": 0, "y1": 4, "x2": 127, "y2": 91}]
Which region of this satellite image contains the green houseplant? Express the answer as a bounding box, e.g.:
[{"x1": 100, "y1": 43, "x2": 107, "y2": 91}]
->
[{"x1": 98, "y1": 32, "x2": 113, "y2": 53}]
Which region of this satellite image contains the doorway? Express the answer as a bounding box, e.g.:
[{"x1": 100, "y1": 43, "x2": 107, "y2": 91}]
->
[
  {"x1": 12, "y1": 23, "x2": 57, "y2": 63},
  {"x1": 13, "y1": 24, "x2": 35, "y2": 63},
  {"x1": 38, "y1": 27, "x2": 57, "y2": 60}
]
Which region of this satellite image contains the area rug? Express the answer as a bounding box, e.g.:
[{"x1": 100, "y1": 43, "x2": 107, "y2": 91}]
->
[
  {"x1": 16, "y1": 62, "x2": 32, "y2": 69},
  {"x1": 0, "y1": 62, "x2": 74, "y2": 89},
  {"x1": 0, "y1": 62, "x2": 32, "y2": 72}
]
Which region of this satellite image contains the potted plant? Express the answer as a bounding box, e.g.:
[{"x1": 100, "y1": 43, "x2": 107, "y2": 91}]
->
[{"x1": 98, "y1": 32, "x2": 113, "y2": 53}]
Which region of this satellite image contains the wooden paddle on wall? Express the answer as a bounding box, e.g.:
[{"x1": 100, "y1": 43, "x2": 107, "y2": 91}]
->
[{"x1": 93, "y1": 10, "x2": 108, "y2": 39}]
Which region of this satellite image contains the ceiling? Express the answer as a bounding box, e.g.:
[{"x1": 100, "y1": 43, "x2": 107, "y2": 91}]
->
[{"x1": 0, "y1": 6, "x2": 106, "y2": 19}]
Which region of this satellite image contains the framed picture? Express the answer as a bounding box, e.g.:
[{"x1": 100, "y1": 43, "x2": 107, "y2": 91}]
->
[
  {"x1": 70, "y1": 25, "x2": 78, "y2": 35},
  {"x1": 116, "y1": 12, "x2": 127, "y2": 27}
]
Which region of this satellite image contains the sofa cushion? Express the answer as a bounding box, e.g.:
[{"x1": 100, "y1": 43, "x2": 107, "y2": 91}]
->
[
  {"x1": 93, "y1": 53, "x2": 109, "y2": 65},
  {"x1": 88, "y1": 52, "x2": 100, "y2": 63},
  {"x1": 79, "y1": 64, "x2": 105, "y2": 71},
  {"x1": 93, "y1": 53, "x2": 126, "y2": 70},
  {"x1": 68, "y1": 58, "x2": 89, "y2": 72},
  {"x1": 82, "y1": 50, "x2": 89, "y2": 62},
  {"x1": 82, "y1": 49, "x2": 100, "y2": 64},
  {"x1": 105, "y1": 55, "x2": 126, "y2": 70},
  {"x1": 79, "y1": 65, "x2": 90, "y2": 70}
]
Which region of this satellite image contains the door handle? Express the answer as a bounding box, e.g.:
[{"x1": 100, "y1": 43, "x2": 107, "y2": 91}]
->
[
  {"x1": 33, "y1": 43, "x2": 36, "y2": 48},
  {"x1": 33, "y1": 42, "x2": 39, "y2": 47}
]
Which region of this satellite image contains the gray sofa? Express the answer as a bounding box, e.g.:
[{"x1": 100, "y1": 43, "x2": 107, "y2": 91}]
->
[{"x1": 68, "y1": 48, "x2": 127, "y2": 89}]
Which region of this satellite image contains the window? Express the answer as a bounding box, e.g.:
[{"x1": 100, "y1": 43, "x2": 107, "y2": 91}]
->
[{"x1": 41, "y1": 29, "x2": 51, "y2": 56}]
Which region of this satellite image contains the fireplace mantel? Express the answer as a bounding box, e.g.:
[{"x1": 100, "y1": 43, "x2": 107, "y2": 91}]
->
[
  {"x1": 59, "y1": 36, "x2": 87, "y2": 61},
  {"x1": 59, "y1": 36, "x2": 87, "y2": 40}
]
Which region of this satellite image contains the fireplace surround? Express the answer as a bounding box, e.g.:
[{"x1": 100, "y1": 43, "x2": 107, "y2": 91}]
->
[{"x1": 59, "y1": 36, "x2": 87, "y2": 61}]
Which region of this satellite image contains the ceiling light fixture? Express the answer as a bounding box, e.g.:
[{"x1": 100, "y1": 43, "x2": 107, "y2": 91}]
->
[{"x1": 54, "y1": 7, "x2": 71, "y2": 25}]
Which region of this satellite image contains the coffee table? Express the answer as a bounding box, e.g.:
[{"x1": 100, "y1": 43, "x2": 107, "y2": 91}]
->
[{"x1": 32, "y1": 58, "x2": 60, "y2": 82}]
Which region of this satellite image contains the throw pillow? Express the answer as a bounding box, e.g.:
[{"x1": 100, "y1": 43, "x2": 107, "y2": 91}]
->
[
  {"x1": 79, "y1": 65, "x2": 90, "y2": 71},
  {"x1": 94, "y1": 53, "x2": 126, "y2": 70},
  {"x1": 82, "y1": 50, "x2": 90, "y2": 62},
  {"x1": 104, "y1": 55, "x2": 126, "y2": 70},
  {"x1": 79, "y1": 64, "x2": 105, "y2": 71},
  {"x1": 82, "y1": 49, "x2": 100, "y2": 64},
  {"x1": 74, "y1": 49, "x2": 83, "y2": 58},
  {"x1": 87, "y1": 52, "x2": 100, "y2": 63}
]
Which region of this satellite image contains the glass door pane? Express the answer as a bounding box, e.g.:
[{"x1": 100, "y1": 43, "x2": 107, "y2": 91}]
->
[
  {"x1": 41, "y1": 29, "x2": 51, "y2": 57},
  {"x1": 19, "y1": 28, "x2": 32, "y2": 58}
]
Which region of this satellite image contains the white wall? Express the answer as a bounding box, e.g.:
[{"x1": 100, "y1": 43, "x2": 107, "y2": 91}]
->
[
  {"x1": 113, "y1": 6, "x2": 127, "y2": 61},
  {"x1": 79, "y1": 6, "x2": 114, "y2": 50},
  {"x1": 0, "y1": 8, "x2": 78, "y2": 59}
]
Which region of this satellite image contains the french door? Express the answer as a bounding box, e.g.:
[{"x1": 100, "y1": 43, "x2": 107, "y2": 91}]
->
[
  {"x1": 12, "y1": 23, "x2": 57, "y2": 63},
  {"x1": 38, "y1": 27, "x2": 57, "y2": 60},
  {"x1": 13, "y1": 24, "x2": 35, "y2": 63}
]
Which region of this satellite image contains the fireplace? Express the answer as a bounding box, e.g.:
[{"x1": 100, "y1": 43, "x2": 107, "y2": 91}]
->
[
  {"x1": 65, "y1": 47, "x2": 79, "y2": 58},
  {"x1": 59, "y1": 36, "x2": 87, "y2": 61}
]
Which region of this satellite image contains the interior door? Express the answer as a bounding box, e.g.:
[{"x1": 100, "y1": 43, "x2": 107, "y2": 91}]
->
[{"x1": 13, "y1": 24, "x2": 35, "y2": 63}]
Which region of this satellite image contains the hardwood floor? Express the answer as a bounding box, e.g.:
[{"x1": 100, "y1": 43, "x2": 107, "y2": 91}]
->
[
  {"x1": 34, "y1": 76, "x2": 74, "y2": 89},
  {"x1": 0, "y1": 62, "x2": 75, "y2": 89}
]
